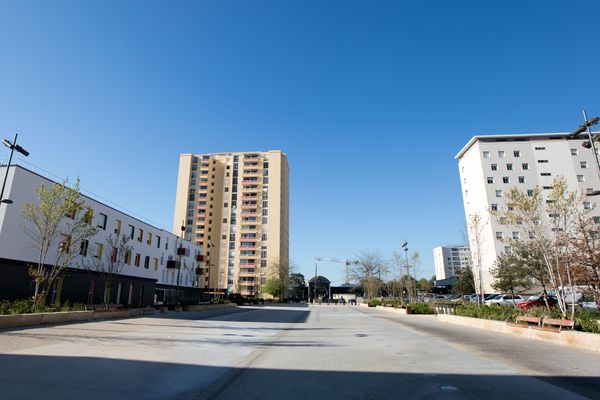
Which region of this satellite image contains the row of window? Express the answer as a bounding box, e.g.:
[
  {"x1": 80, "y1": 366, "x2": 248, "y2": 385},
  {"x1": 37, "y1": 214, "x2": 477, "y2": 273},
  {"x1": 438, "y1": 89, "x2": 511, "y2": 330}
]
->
[{"x1": 483, "y1": 147, "x2": 589, "y2": 159}]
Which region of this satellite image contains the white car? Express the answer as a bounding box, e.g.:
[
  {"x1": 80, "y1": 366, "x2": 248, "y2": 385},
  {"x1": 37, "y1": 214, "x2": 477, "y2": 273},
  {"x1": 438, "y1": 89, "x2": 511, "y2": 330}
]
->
[{"x1": 484, "y1": 294, "x2": 524, "y2": 306}]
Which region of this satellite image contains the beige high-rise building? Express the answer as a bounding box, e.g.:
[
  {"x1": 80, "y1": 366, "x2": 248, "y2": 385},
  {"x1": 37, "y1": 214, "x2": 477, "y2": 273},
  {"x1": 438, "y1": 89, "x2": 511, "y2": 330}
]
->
[{"x1": 173, "y1": 150, "x2": 289, "y2": 297}]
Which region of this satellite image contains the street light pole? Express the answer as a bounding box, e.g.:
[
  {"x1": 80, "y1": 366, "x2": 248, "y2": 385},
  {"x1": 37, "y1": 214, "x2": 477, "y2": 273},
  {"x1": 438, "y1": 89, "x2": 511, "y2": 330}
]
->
[
  {"x1": 1, "y1": 133, "x2": 30, "y2": 205},
  {"x1": 176, "y1": 222, "x2": 185, "y2": 307},
  {"x1": 570, "y1": 111, "x2": 600, "y2": 195}
]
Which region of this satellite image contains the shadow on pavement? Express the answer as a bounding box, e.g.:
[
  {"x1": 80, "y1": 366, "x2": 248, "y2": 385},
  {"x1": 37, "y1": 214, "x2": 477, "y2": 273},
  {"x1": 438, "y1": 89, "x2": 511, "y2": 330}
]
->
[{"x1": 0, "y1": 354, "x2": 597, "y2": 400}]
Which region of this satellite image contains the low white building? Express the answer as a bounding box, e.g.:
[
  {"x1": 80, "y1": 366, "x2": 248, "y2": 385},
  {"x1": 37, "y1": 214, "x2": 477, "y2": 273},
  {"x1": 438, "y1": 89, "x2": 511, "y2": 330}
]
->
[
  {"x1": 433, "y1": 245, "x2": 472, "y2": 281},
  {"x1": 456, "y1": 132, "x2": 600, "y2": 293},
  {"x1": 0, "y1": 164, "x2": 204, "y2": 307}
]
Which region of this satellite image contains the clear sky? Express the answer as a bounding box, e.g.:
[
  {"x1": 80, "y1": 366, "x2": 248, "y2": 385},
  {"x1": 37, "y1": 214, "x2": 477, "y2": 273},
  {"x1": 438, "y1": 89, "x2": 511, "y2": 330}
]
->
[{"x1": 1, "y1": 1, "x2": 599, "y2": 285}]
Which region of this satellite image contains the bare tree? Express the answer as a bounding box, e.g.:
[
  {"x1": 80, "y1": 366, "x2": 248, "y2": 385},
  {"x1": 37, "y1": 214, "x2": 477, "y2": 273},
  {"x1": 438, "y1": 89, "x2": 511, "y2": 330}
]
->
[
  {"x1": 468, "y1": 213, "x2": 486, "y2": 303},
  {"x1": 21, "y1": 178, "x2": 98, "y2": 310},
  {"x1": 351, "y1": 252, "x2": 389, "y2": 299},
  {"x1": 85, "y1": 234, "x2": 133, "y2": 308},
  {"x1": 263, "y1": 257, "x2": 291, "y2": 301}
]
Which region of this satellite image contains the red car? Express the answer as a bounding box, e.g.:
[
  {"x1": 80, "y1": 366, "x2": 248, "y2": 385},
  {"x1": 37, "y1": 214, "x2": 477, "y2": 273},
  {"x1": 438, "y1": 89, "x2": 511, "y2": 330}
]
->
[{"x1": 517, "y1": 295, "x2": 558, "y2": 310}]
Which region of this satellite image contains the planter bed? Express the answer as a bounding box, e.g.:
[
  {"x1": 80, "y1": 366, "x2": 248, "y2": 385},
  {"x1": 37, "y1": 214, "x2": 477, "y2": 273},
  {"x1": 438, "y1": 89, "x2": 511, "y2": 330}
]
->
[
  {"x1": 183, "y1": 303, "x2": 236, "y2": 311},
  {"x1": 0, "y1": 311, "x2": 93, "y2": 329},
  {"x1": 436, "y1": 313, "x2": 600, "y2": 352}
]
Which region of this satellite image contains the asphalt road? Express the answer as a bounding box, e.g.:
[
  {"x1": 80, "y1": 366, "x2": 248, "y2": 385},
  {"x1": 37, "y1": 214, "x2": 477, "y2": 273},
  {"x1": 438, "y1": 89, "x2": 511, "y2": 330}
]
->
[{"x1": 0, "y1": 305, "x2": 598, "y2": 400}]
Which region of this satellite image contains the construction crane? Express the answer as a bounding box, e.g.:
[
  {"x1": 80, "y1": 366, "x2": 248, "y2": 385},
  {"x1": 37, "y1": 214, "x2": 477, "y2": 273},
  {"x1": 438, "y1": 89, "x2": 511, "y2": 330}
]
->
[{"x1": 313, "y1": 257, "x2": 359, "y2": 285}]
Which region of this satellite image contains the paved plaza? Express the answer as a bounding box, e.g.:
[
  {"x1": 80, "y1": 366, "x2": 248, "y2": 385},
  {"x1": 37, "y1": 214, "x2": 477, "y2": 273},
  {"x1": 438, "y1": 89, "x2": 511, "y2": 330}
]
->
[{"x1": 0, "y1": 305, "x2": 598, "y2": 399}]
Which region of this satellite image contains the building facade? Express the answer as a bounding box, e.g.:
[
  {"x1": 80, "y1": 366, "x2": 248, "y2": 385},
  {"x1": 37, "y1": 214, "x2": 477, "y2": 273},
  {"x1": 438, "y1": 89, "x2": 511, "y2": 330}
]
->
[
  {"x1": 433, "y1": 245, "x2": 472, "y2": 281},
  {"x1": 172, "y1": 150, "x2": 289, "y2": 297},
  {"x1": 456, "y1": 133, "x2": 600, "y2": 293},
  {"x1": 0, "y1": 165, "x2": 203, "y2": 306}
]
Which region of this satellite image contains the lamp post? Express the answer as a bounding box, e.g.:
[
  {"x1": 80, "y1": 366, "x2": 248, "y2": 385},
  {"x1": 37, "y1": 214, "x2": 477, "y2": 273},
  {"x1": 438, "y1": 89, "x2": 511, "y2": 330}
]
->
[
  {"x1": 1, "y1": 133, "x2": 30, "y2": 206},
  {"x1": 402, "y1": 240, "x2": 417, "y2": 304},
  {"x1": 175, "y1": 222, "x2": 185, "y2": 307},
  {"x1": 569, "y1": 111, "x2": 600, "y2": 196}
]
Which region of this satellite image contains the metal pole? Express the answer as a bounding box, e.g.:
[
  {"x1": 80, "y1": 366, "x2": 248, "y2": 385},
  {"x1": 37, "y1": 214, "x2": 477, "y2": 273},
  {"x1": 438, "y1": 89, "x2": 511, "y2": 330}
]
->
[
  {"x1": 583, "y1": 110, "x2": 600, "y2": 179},
  {"x1": 0, "y1": 133, "x2": 18, "y2": 203},
  {"x1": 404, "y1": 248, "x2": 412, "y2": 304},
  {"x1": 314, "y1": 262, "x2": 318, "y2": 304}
]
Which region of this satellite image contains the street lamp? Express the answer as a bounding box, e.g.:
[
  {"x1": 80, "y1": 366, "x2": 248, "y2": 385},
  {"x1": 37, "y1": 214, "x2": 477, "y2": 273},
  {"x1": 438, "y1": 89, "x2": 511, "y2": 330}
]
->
[
  {"x1": 206, "y1": 239, "x2": 215, "y2": 301},
  {"x1": 569, "y1": 111, "x2": 600, "y2": 196},
  {"x1": 401, "y1": 241, "x2": 414, "y2": 304},
  {"x1": 1, "y1": 134, "x2": 30, "y2": 206},
  {"x1": 175, "y1": 222, "x2": 185, "y2": 307}
]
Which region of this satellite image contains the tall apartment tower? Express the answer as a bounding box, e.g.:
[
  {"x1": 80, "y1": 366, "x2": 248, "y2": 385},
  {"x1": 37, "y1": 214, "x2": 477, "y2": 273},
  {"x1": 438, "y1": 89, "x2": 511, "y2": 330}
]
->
[
  {"x1": 433, "y1": 245, "x2": 472, "y2": 281},
  {"x1": 173, "y1": 150, "x2": 289, "y2": 297},
  {"x1": 456, "y1": 133, "x2": 600, "y2": 293}
]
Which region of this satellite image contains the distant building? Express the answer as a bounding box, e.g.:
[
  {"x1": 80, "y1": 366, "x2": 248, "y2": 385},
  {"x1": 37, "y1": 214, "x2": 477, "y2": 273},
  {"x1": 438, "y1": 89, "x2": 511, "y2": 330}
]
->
[
  {"x1": 456, "y1": 133, "x2": 600, "y2": 292},
  {"x1": 0, "y1": 164, "x2": 203, "y2": 306},
  {"x1": 172, "y1": 151, "x2": 289, "y2": 298},
  {"x1": 433, "y1": 245, "x2": 472, "y2": 280}
]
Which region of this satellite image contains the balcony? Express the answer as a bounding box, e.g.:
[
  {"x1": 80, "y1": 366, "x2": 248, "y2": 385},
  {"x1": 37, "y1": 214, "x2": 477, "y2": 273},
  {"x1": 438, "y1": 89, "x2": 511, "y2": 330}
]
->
[
  {"x1": 241, "y1": 180, "x2": 259, "y2": 185},
  {"x1": 241, "y1": 212, "x2": 257, "y2": 217},
  {"x1": 241, "y1": 196, "x2": 258, "y2": 201}
]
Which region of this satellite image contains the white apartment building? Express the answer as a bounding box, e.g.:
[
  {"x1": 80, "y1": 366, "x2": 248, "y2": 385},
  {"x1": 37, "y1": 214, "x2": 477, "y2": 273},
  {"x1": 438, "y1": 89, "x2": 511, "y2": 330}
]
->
[
  {"x1": 433, "y1": 245, "x2": 472, "y2": 281},
  {"x1": 0, "y1": 164, "x2": 203, "y2": 306},
  {"x1": 456, "y1": 133, "x2": 600, "y2": 293}
]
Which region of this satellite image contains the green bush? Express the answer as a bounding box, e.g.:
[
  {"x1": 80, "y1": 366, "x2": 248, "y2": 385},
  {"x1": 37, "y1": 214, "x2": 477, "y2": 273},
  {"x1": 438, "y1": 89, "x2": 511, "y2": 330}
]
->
[
  {"x1": 368, "y1": 299, "x2": 382, "y2": 307},
  {"x1": 382, "y1": 299, "x2": 402, "y2": 308},
  {"x1": 454, "y1": 303, "x2": 521, "y2": 322},
  {"x1": 576, "y1": 309, "x2": 600, "y2": 334},
  {"x1": 9, "y1": 299, "x2": 34, "y2": 315},
  {"x1": 410, "y1": 303, "x2": 434, "y2": 314}
]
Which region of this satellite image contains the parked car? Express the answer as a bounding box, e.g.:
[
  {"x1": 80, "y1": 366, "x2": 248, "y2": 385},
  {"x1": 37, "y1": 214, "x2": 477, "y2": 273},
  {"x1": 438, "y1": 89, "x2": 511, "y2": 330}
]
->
[
  {"x1": 484, "y1": 294, "x2": 524, "y2": 306},
  {"x1": 517, "y1": 295, "x2": 558, "y2": 310}
]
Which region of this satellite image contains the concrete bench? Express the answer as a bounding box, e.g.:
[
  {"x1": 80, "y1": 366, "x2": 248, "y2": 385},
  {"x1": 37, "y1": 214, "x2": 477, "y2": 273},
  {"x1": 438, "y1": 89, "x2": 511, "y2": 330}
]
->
[
  {"x1": 531, "y1": 317, "x2": 575, "y2": 333},
  {"x1": 507, "y1": 316, "x2": 542, "y2": 328}
]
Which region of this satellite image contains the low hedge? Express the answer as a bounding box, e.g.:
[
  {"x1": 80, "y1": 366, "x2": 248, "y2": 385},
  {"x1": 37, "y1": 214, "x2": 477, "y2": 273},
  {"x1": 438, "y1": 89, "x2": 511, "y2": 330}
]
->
[
  {"x1": 410, "y1": 303, "x2": 435, "y2": 314},
  {"x1": 0, "y1": 299, "x2": 85, "y2": 315},
  {"x1": 453, "y1": 303, "x2": 600, "y2": 334}
]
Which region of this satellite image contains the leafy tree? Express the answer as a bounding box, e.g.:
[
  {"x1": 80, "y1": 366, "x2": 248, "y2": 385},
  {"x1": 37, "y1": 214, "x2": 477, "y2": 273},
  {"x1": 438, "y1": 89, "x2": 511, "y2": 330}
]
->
[
  {"x1": 490, "y1": 252, "x2": 531, "y2": 298},
  {"x1": 289, "y1": 272, "x2": 306, "y2": 286},
  {"x1": 21, "y1": 178, "x2": 98, "y2": 310},
  {"x1": 261, "y1": 277, "x2": 282, "y2": 299},
  {"x1": 510, "y1": 240, "x2": 553, "y2": 309},
  {"x1": 453, "y1": 267, "x2": 475, "y2": 295},
  {"x1": 417, "y1": 278, "x2": 432, "y2": 293}
]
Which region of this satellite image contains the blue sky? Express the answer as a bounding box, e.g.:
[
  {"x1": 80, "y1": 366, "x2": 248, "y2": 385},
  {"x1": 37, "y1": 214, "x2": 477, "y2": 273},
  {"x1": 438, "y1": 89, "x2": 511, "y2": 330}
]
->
[{"x1": 1, "y1": 1, "x2": 599, "y2": 285}]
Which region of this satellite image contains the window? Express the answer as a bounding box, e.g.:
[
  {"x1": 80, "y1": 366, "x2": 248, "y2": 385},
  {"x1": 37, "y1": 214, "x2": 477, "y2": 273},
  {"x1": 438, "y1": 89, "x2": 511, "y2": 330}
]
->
[
  {"x1": 134, "y1": 253, "x2": 141, "y2": 267},
  {"x1": 261, "y1": 233, "x2": 267, "y2": 240},
  {"x1": 83, "y1": 208, "x2": 94, "y2": 224},
  {"x1": 147, "y1": 232, "x2": 152, "y2": 246},
  {"x1": 498, "y1": 150, "x2": 505, "y2": 158},
  {"x1": 513, "y1": 150, "x2": 520, "y2": 157},
  {"x1": 154, "y1": 258, "x2": 159, "y2": 271},
  {"x1": 535, "y1": 147, "x2": 546, "y2": 150},
  {"x1": 79, "y1": 240, "x2": 89, "y2": 257},
  {"x1": 95, "y1": 243, "x2": 103, "y2": 259},
  {"x1": 584, "y1": 201, "x2": 591, "y2": 210},
  {"x1": 97, "y1": 213, "x2": 107, "y2": 230},
  {"x1": 115, "y1": 219, "x2": 122, "y2": 236},
  {"x1": 129, "y1": 225, "x2": 135, "y2": 240},
  {"x1": 522, "y1": 163, "x2": 529, "y2": 170},
  {"x1": 542, "y1": 186, "x2": 553, "y2": 190},
  {"x1": 496, "y1": 232, "x2": 503, "y2": 239},
  {"x1": 157, "y1": 236, "x2": 161, "y2": 249},
  {"x1": 491, "y1": 164, "x2": 497, "y2": 171},
  {"x1": 111, "y1": 247, "x2": 118, "y2": 263},
  {"x1": 495, "y1": 190, "x2": 503, "y2": 197},
  {"x1": 144, "y1": 256, "x2": 150, "y2": 269},
  {"x1": 581, "y1": 161, "x2": 588, "y2": 168},
  {"x1": 578, "y1": 175, "x2": 585, "y2": 182},
  {"x1": 541, "y1": 172, "x2": 551, "y2": 176},
  {"x1": 512, "y1": 232, "x2": 520, "y2": 240},
  {"x1": 125, "y1": 251, "x2": 132, "y2": 265},
  {"x1": 483, "y1": 151, "x2": 491, "y2": 158},
  {"x1": 502, "y1": 177, "x2": 510, "y2": 184},
  {"x1": 487, "y1": 176, "x2": 494, "y2": 184},
  {"x1": 538, "y1": 160, "x2": 548, "y2": 163},
  {"x1": 137, "y1": 229, "x2": 143, "y2": 242},
  {"x1": 504, "y1": 246, "x2": 512, "y2": 253},
  {"x1": 587, "y1": 188, "x2": 594, "y2": 194},
  {"x1": 506, "y1": 163, "x2": 513, "y2": 170},
  {"x1": 571, "y1": 148, "x2": 578, "y2": 156},
  {"x1": 491, "y1": 204, "x2": 498, "y2": 211},
  {"x1": 518, "y1": 176, "x2": 525, "y2": 183}
]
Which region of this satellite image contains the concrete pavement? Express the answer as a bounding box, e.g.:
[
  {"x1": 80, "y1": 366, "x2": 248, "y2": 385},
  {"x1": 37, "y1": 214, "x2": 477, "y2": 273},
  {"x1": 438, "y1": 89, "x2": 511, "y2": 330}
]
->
[{"x1": 0, "y1": 305, "x2": 598, "y2": 399}]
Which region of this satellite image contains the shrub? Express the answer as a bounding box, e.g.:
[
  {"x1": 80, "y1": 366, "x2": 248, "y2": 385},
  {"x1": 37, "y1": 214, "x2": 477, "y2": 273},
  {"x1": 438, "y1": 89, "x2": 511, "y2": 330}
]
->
[
  {"x1": 576, "y1": 309, "x2": 600, "y2": 334},
  {"x1": 368, "y1": 299, "x2": 382, "y2": 307},
  {"x1": 410, "y1": 303, "x2": 434, "y2": 314},
  {"x1": 382, "y1": 299, "x2": 402, "y2": 308},
  {"x1": 454, "y1": 303, "x2": 521, "y2": 322},
  {"x1": 8, "y1": 299, "x2": 34, "y2": 315}
]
